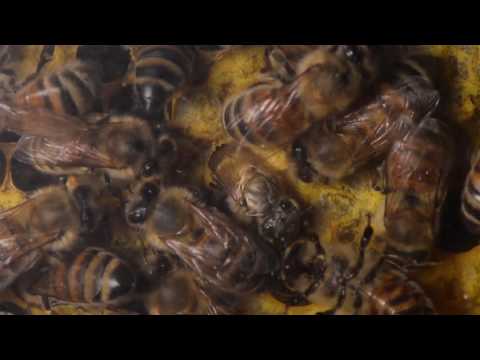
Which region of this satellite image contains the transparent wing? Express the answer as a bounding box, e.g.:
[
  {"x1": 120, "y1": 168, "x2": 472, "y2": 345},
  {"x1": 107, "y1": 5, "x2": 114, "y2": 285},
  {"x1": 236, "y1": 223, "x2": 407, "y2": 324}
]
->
[
  {"x1": 14, "y1": 135, "x2": 123, "y2": 170},
  {"x1": 0, "y1": 103, "x2": 88, "y2": 142},
  {"x1": 0, "y1": 196, "x2": 61, "y2": 270}
]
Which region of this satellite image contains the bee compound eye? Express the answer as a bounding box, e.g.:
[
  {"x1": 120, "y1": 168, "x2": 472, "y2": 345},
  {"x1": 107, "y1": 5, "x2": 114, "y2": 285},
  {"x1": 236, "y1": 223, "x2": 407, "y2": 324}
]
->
[
  {"x1": 280, "y1": 200, "x2": 294, "y2": 211},
  {"x1": 142, "y1": 161, "x2": 158, "y2": 177},
  {"x1": 142, "y1": 183, "x2": 159, "y2": 202},
  {"x1": 128, "y1": 206, "x2": 148, "y2": 224},
  {"x1": 345, "y1": 46, "x2": 363, "y2": 64}
]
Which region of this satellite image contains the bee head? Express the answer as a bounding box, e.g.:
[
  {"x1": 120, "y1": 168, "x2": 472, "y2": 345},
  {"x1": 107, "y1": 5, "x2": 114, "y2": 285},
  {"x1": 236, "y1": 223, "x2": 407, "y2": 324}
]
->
[{"x1": 261, "y1": 198, "x2": 303, "y2": 250}]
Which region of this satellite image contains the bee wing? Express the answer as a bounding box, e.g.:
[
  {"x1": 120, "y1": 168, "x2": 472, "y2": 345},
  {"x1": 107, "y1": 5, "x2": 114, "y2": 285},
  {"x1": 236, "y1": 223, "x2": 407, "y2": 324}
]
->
[
  {"x1": 226, "y1": 81, "x2": 297, "y2": 150},
  {"x1": 0, "y1": 198, "x2": 62, "y2": 270},
  {"x1": 0, "y1": 231, "x2": 59, "y2": 271},
  {"x1": 14, "y1": 135, "x2": 123, "y2": 170},
  {"x1": 0, "y1": 104, "x2": 88, "y2": 142}
]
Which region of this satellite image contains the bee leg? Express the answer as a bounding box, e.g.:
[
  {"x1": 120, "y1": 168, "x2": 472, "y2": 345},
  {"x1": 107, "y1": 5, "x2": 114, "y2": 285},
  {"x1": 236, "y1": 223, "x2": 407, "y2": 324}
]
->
[
  {"x1": 100, "y1": 172, "x2": 110, "y2": 186},
  {"x1": 346, "y1": 215, "x2": 373, "y2": 281},
  {"x1": 164, "y1": 95, "x2": 177, "y2": 124},
  {"x1": 263, "y1": 46, "x2": 296, "y2": 84},
  {"x1": 373, "y1": 163, "x2": 388, "y2": 194},
  {"x1": 16, "y1": 45, "x2": 56, "y2": 89},
  {"x1": 384, "y1": 254, "x2": 441, "y2": 272},
  {"x1": 36, "y1": 45, "x2": 55, "y2": 74}
]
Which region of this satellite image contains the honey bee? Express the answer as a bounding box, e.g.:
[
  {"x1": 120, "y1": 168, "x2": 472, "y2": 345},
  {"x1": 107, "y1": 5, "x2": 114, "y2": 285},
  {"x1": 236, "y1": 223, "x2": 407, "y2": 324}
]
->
[
  {"x1": 125, "y1": 182, "x2": 279, "y2": 295},
  {"x1": 0, "y1": 105, "x2": 156, "y2": 183},
  {"x1": 223, "y1": 46, "x2": 379, "y2": 149},
  {"x1": 76, "y1": 45, "x2": 131, "y2": 84},
  {"x1": 384, "y1": 117, "x2": 454, "y2": 262},
  {"x1": 208, "y1": 144, "x2": 306, "y2": 250},
  {"x1": 461, "y1": 148, "x2": 480, "y2": 235},
  {"x1": 14, "y1": 247, "x2": 136, "y2": 309},
  {"x1": 292, "y1": 60, "x2": 440, "y2": 182},
  {"x1": 0, "y1": 179, "x2": 103, "y2": 291},
  {"x1": 278, "y1": 223, "x2": 435, "y2": 315},
  {"x1": 131, "y1": 45, "x2": 197, "y2": 122},
  {"x1": 144, "y1": 270, "x2": 222, "y2": 315}
]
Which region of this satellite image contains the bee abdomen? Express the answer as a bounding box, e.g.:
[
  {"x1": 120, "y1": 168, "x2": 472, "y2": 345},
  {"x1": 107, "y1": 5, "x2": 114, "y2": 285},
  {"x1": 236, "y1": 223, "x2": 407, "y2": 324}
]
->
[
  {"x1": 15, "y1": 61, "x2": 101, "y2": 116},
  {"x1": 134, "y1": 45, "x2": 197, "y2": 116},
  {"x1": 52, "y1": 248, "x2": 136, "y2": 305},
  {"x1": 364, "y1": 270, "x2": 435, "y2": 315}
]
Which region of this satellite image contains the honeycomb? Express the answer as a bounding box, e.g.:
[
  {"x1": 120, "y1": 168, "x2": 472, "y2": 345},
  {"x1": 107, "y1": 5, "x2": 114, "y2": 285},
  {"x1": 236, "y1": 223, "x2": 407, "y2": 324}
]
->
[{"x1": 0, "y1": 45, "x2": 480, "y2": 315}]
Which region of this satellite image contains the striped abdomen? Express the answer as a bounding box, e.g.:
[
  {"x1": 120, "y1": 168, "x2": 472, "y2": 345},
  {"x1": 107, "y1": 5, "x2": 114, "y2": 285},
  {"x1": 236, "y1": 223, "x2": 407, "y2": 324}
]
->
[
  {"x1": 15, "y1": 61, "x2": 102, "y2": 116},
  {"x1": 223, "y1": 82, "x2": 307, "y2": 147},
  {"x1": 32, "y1": 248, "x2": 136, "y2": 306},
  {"x1": 14, "y1": 136, "x2": 90, "y2": 176},
  {"x1": 134, "y1": 45, "x2": 197, "y2": 116},
  {"x1": 355, "y1": 269, "x2": 435, "y2": 315},
  {"x1": 462, "y1": 152, "x2": 480, "y2": 234}
]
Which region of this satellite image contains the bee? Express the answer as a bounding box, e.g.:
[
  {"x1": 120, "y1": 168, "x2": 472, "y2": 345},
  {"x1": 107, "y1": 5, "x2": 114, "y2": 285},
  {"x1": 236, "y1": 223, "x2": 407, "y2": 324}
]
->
[
  {"x1": 384, "y1": 117, "x2": 454, "y2": 262},
  {"x1": 125, "y1": 182, "x2": 279, "y2": 295},
  {"x1": 14, "y1": 247, "x2": 137, "y2": 309},
  {"x1": 0, "y1": 105, "x2": 156, "y2": 183},
  {"x1": 0, "y1": 179, "x2": 103, "y2": 291},
  {"x1": 292, "y1": 60, "x2": 440, "y2": 182},
  {"x1": 223, "y1": 46, "x2": 379, "y2": 149},
  {"x1": 279, "y1": 223, "x2": 435, "y2": 315},
  {"x1": 208, "y1": 144, "x2": 305, "y2": 250},
  {"x1": 461, "y1": 148, "x2": 480, "y2": 235},
  {"x1": 144, "y1": 270, "x2": 222, "y2": 315},
  {"x1": 130, "y1": 45, "x2": 197, "y2": 122}
]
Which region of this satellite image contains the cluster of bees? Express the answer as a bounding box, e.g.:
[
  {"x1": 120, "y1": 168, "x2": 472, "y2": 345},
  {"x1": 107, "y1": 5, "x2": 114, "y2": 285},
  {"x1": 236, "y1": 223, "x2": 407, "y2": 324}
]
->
[{"x1": 0, "y1": 44, "x2": 477, "y2": 315}]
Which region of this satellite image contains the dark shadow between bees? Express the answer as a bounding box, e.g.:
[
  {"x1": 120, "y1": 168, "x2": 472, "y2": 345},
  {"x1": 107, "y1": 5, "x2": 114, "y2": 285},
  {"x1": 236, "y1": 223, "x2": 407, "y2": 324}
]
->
[
  {"x1": 0, "y1": 131, "x2": 20, "y2": 143},
  {"x1": 76, "y1": 45, "x2": 131, "y2": 84},
  {"x1": 0, "y1": 301, "x2": 29, "y2": 315},
  {"x1": 10, "y1": 157, "x2": 63, "y2": 193},
  {"x1": 437, "y1": 119, "x2": 478, "y2": 253}
]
